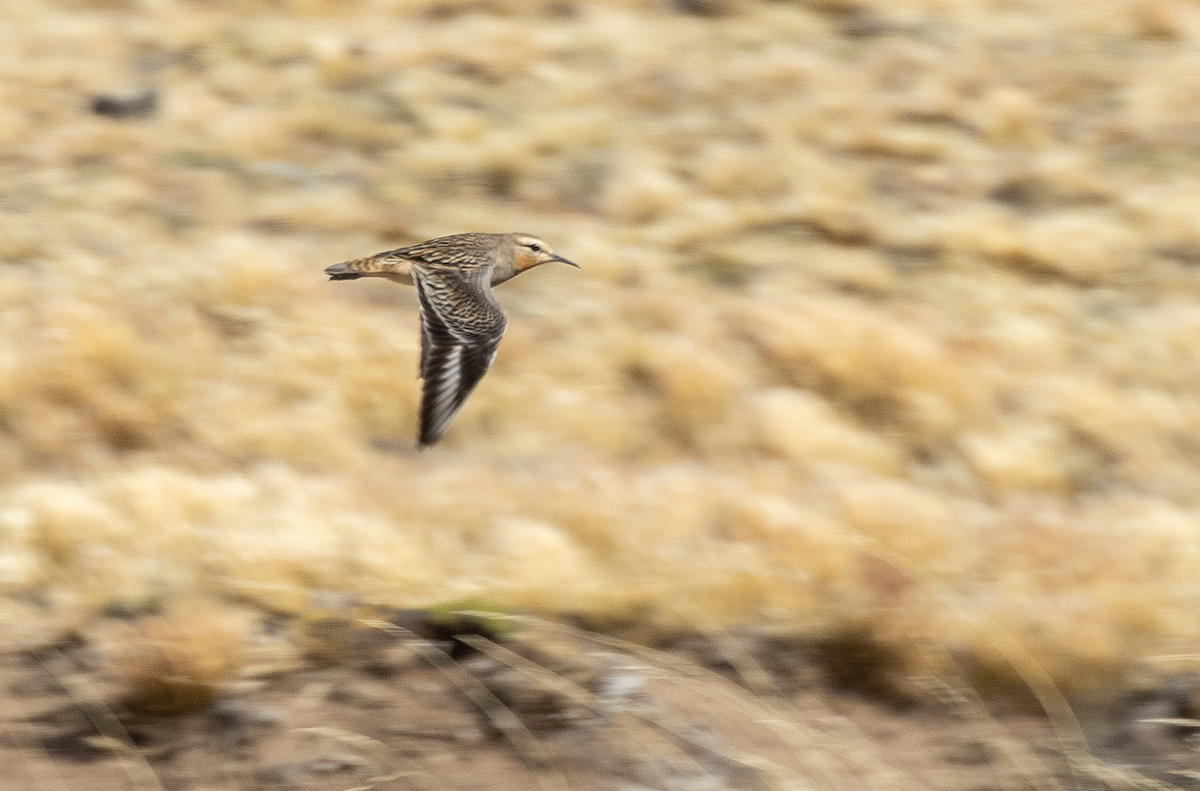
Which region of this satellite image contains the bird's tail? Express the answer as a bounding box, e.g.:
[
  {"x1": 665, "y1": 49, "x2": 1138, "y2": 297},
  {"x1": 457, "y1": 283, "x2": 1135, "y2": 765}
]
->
[{"x1": 324, "y1": 252, "x2": 414, "y2": 284}]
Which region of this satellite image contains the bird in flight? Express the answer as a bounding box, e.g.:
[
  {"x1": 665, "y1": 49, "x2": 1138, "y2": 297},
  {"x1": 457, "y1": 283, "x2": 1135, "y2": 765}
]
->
[{"x1": 325, "y1": 232, "x2": 578, "y2": 446}]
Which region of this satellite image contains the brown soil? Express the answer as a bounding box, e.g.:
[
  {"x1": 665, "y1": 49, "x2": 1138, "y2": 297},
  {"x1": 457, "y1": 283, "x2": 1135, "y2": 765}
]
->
[{"x1": 3, "y1": 613, "x2": 1197, "y2": 791}]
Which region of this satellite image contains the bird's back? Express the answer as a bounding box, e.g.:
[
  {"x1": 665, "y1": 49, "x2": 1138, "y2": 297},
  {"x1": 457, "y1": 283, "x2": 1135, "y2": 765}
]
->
[{"x1": 397, "y1": 233, "x2": 507, "y2": 271}]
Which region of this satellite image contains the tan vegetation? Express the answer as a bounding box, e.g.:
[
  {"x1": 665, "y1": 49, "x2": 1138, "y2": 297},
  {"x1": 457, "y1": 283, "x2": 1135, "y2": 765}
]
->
[
  {"x1": 98, "y1": 602, "x2": 251, "y2": 715},
  {"x1": 2, "y1": 0, "x2": 1200, "y2": 695}
]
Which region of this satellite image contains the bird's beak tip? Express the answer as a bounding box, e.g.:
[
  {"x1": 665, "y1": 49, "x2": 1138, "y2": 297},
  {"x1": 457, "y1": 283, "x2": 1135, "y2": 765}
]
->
[
  {"x1": 554, "y1": 255, "x2": 580, "y2": 269},
  {"x1": 325, "y1": 262, "x2": 363, "y2": 280}
]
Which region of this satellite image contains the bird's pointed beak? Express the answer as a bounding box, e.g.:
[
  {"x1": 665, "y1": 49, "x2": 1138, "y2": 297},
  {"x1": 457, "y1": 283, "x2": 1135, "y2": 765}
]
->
[
  {"x1": 551, "y1": 254, "x2": 579, "y2": 268},
  {"x1": 324, "y1": 261, "x2": 362, "y2": 280}
]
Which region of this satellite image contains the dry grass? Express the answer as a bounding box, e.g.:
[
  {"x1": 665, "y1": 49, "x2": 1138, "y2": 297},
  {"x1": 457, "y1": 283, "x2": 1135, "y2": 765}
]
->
[
  {"x1": 96, "y1": 603, "x2": 251, "y2": 715},
  {"x1": 0, "y1": 0, "x2": 1199, "y2": 695}
]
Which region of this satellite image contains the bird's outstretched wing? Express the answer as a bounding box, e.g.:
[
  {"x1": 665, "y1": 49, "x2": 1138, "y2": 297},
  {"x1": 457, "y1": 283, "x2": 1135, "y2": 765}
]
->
[{"x1": 413, "y1": 266, "x2": 507, "y2": 446}]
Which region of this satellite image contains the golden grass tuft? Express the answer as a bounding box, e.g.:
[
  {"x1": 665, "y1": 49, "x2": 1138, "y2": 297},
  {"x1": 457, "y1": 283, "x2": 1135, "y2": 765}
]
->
[
  {"x1": 98, "y1": 603, "x2": 250, "y2": 716},
  {"x1": 962, "y1": 423, "x2": 1074, "y2": 496},
  {"x1": 752, "y1": 388, "x2": 901, "y2": 473},
  {"x1": 601, "y1": 156, "x2": 688, "y2": 224},
  {"x1": 634, "y1": 337, "x2": 741, "y2": 449}
]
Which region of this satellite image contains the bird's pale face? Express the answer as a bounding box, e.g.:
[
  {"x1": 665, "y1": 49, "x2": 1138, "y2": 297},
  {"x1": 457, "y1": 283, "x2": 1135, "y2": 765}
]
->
[{"x1": 513, "y1": 234, "x2": 578, "y2": 273}]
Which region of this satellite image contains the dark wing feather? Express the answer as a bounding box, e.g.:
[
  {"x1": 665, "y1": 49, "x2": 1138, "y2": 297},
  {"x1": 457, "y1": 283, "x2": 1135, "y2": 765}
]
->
[{"x1": 414, "y1": 267, "x2": 506, "y2": 446}]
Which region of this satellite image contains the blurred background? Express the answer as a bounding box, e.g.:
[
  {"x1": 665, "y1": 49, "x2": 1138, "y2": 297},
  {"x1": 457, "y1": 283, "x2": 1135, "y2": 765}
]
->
[{"x1": 3, "y1": 0, "x2": 1200, "y2": 697}]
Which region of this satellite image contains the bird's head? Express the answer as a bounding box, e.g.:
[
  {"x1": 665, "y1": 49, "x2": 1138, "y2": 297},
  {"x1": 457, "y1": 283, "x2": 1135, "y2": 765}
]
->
[{"x1": 512, "y1": 234, "x2": 579, "y2": 274}]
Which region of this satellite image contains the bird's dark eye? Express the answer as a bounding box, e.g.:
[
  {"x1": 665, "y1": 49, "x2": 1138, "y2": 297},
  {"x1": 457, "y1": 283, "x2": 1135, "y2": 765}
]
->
[{"x1": 527, "y1": 242, "x2": 542, "y2": 252}]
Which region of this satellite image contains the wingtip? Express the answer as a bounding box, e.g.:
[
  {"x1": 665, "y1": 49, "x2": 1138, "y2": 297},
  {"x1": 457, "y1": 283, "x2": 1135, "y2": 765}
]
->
[{"x1": 418, "y1": 422, "x2": 448, "y2": 447}]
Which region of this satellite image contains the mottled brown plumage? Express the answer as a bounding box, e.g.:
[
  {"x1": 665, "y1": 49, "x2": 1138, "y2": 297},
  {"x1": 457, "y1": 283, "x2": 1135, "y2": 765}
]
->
[{"x1": 325, "y1": 233, "x2": 578, "y2": 446}]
